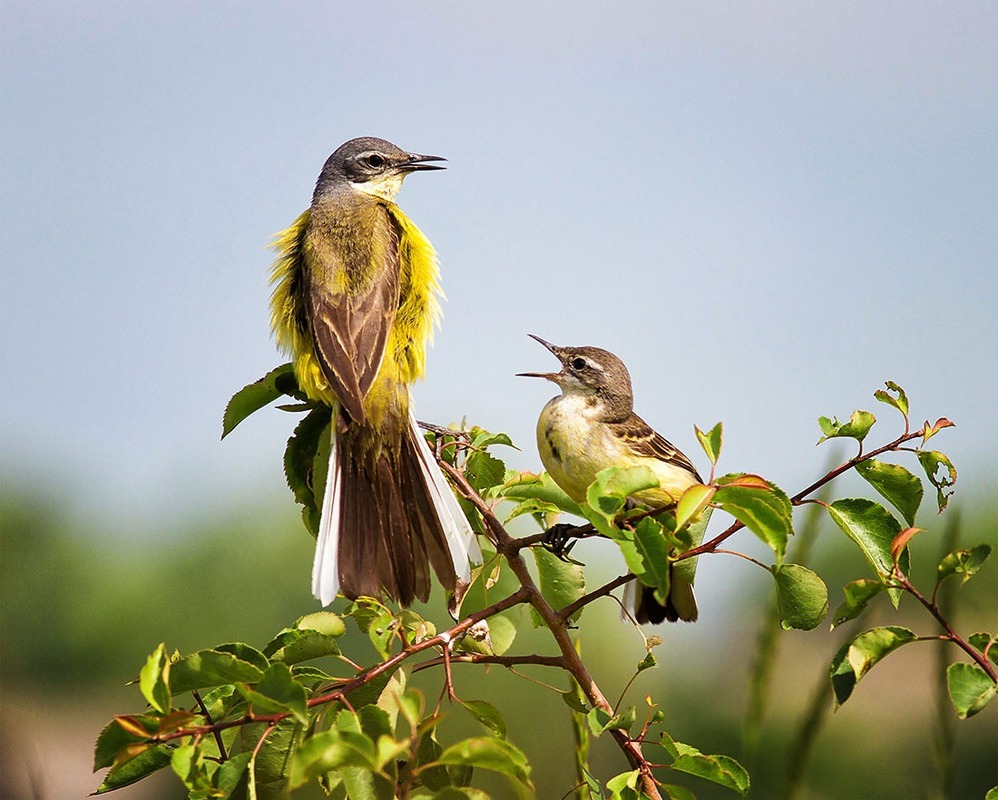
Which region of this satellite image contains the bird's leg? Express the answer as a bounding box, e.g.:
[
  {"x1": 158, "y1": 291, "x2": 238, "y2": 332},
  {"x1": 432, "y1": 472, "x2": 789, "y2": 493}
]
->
[{"x1": 542, "y1": 523, "x2": 587, "y2": 565}]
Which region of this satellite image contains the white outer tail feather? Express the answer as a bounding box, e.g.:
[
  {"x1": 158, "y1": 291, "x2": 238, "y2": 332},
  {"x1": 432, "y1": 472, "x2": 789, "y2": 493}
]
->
[
  {"x1": 408, "y1": 414, "x2": 482, "y2": 580},
  {"x1": 312, "y1": 436, "x2": 342, "y2": 606},
  {"x1": 310, "y1": 415, "x2": 481, "y2": 607}
]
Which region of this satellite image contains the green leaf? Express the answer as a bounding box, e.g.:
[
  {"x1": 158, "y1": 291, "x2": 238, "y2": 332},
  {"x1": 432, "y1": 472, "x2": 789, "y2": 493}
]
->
[
  {"x1": 170, "y1": 649, "x2": 265, "y2": 693},
  {"x1": 296, "y1": 611, "x2": 348, "y2": 637},
  {"x1": 694, "y1": 422, "x2": 723, "y2": 466},
  {"x1": 817, "y1": 410, "x2": 876, "y2": 443},
  {"x1": 531, "y1": 546, "x2": 585, "y2": 623},
  {"x1": 222, "y1": 363, "x2": 297, "y2": 439},
  {"x1": 937, "y1": 544, "x2": 991, "y2": 587},
  {"x1": 854, "y1": 459, "x2": 923, "y2": 526},
  {"x1": 969, "y1": 633, "x2": 998, "y2": 665},
  {"x1": 264, "y1": 628, "x2": 341, "y2": 664},
  {"x1": 670, "y1": 742, "x2": 750, "y2": 796},
  {"x1": 465, "y1": 450, "x2": 507, "y2": 495},
  {"x1": 985, "y1": 788, "x2": 998, "y2": 800},
  {"x1": 240, "y1": 717, "x2": 304, "y2": 799},
  {"x1": 289, "y1": 729, "x2": 379, "y2": 788},
  {"x1": 283, "y1": 407, "x2": 332, "y2": 535},
  {"x1": 829, "y1": 626, "x2": 917, "y2": 707},
  {"x1": 93, "y1": 716, "x2": 159, "y2": 770},
  {"x1": 213, "y1": 751, "x2": 252, "y2": 797},
  {"x1": 139, "y1": 643, "x2": 171, "y2": 714},
  {"x1": 873, "y1": 380, "x2": 909, "y2": 417},
  {"x1": 830, "y1": 580, "x2": 886, "y2": 629},
  {"x1": 713, "y1": 474, "x2": 792, "y2": 563},
  {"x1": 675, "y1": 484, "x2": 715, "y2": 532},
  {"x1": 772, "y1": 564, "x2": 828, "y2": 631},
  {"x1": 946, "y1": 662, "x2": 997, "y2": 719},
  {"x1": 436, "y1": 737, "x2": 532, "y2": 788},
  {"x1": 237, "y1": 662, "x2": 309, "y2": 724},
  {"x1": 585, "y1": 465, "x2": 660, "y2": 536},
  {"x1": 825, "y1": 499, "x2": 909, "y2": 604},
  {"x1": 213, "y1": 642, "x2": 271, "y2": 672},
  {"x1": 629, "y1": 517, "x2": 671, "y2": 597},
  {"x1": 461, "y1": 699, "x2": 507, "y2": 739},
  {"x1": 916, "y1": 450, "x2": 957, "y2": 512},
  {"x1": 498, "y1": 471, "x2": 583, "y2": 518},
  {"x1": 94, "y1": 744, "x2": 174, "y2": 793},
  {"x1": 171, "y1": 742, "x2": 208, "y2": 791}
]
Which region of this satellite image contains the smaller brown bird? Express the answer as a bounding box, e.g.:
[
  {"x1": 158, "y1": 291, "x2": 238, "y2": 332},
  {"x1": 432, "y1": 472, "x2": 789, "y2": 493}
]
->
[{"x1": 519, "y1": 335, "x2": 702, "y2": 623}]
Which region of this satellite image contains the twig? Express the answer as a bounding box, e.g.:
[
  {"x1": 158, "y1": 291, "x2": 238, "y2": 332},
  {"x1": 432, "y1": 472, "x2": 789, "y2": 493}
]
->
[{"x1": 192, "y1": 689, "x2": 227, "y2": 761}]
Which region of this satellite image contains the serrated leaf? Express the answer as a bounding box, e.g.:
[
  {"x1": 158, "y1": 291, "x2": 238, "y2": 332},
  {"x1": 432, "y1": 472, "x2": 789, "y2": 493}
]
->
[
  {"x1": 531, "y1": 546, "x2": 585, "y2": 623},
  {"x1": 170, "y1": 649, "x2": 265, "y2": 694},
  {"x1": 213, "y1": 642, "x2": 270, "y2": 672},
  {"x1": 675, "y1": 484, "x2": 715, "y2": 532},
  {"x1": 139, "y1": 643, "x2": 171, "y2": 714},
  {"x1": 461, "y1": 699, "x2": 507, "y2": 739},
  {"x1": 873, "y1": 380, "x2": 909, "y2": 417},
  {"x1": 817, "y1": 410, "x2": 876, "y2": 444},
  {"x1": 436, "y1": 737, "x2": 532, "y2": 787},
  {"x1": 855, "y1": 459, "x2": 923, "y2": 526},
  {"x1": 222, "y1": 363, "x2": 297, "y2": 439},
  {"x1": 694, "y1": 422, "x2": 723, "y2": 466},
  {"x1": 826, "y1": 499, "x2": 909, "y2": 604},
  {"x1": 94, "y1": 744, "x2": 174, "y2": 793},
  {"x1": 562, "y1": 690, "x2": 588, "y2": 714},
  {"x1": 969, "y1": 633, "x2": 998, "y2": 665},
  {"x1": 295, "y1": 611, "x2": 347, "y2": 637},
  {"x1": 585, "y1": 466, "x2": 660, "y2": 536},
  {"x1": 937, "y1": 544, "x2": 992, "y2": 586},
  {"x1": 498, "y1": 471, "x2": 583, "y2": 517},
  {"x1": 283, "y1": 407, "x2": 332, "y2": 532},
  {"x1": 465, "y1": 450, "x2": 506, "y2": 494},
  {"x1": 920, "y1": 417, "x2": 955, "y2": 444},
  {"x1": 946, "y1": 662, "x2": 997, "y2": 719},
  {"x1": 670, "y1": 742, "x2": 750, "y2": 796},
  {"x1": 237, "y1": 663, "x2": 308, "y2": 724},
  {"x1": 213, "y1": 751, "x2": 252, "y2": 797},
  {"x1": 772, "y1": 564, "x2": 828, "y2": 630},
  {"x1": 93, "y1": 716, "x2": 159, "y2": 770},
  {"x1": 239, "y1": 717, "x2": 303, "y2": 800},
  {"x1": 713, "y1": 474, "x2": 792, "y2": 563},
  {"x1": 829, "y1": 626, "x2": 917, "y2": 707},
  {"x1": 830, "y1": 580, "x2": 886, "y2": 628},
  {"x1": 264, "y1": 628, "x2": 341, "y2": 664},
  {"x1": 469, "y1": 428, "x2": 516, "y2": 451},
  {"x1": 916, "y1": 450, "x2": 957, "y2": 512},
  {"x1": 288, "y1": 729, "x2": 378, "y2": 788},
  {"x1": 629, "y1": 517, "x2": 671, "y2": 597}
]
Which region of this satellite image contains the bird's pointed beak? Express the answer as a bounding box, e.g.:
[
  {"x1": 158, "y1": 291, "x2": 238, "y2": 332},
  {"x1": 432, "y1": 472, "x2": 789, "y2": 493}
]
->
[
  {"x1": 526, "y1": 333, "x2": 562, "y2": 355},
  {"x1": 403, "y1": 153, "x2": 447, "y2": 172},
  {"x1": 516, "y1": 334, "x2": 565, "y2": 382}
]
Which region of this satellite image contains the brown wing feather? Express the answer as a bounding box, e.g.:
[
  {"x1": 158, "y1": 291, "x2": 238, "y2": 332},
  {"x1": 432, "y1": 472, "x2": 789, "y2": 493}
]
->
[
  {"x1": 610, "y1": 415, "x2": 703, "y2": 483},
  {"x1": 305, "y1": 204, "x2": 401, "y2": 423}
]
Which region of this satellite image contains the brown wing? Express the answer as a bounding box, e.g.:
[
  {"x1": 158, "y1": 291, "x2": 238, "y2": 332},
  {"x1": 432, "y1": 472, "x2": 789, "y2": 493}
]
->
[
  {"x1": 306, "y1": 203, "x2": 400, "y2": 424},
  {"x1": 610, "y1": 415, "x2": 703, "y2": 483}
]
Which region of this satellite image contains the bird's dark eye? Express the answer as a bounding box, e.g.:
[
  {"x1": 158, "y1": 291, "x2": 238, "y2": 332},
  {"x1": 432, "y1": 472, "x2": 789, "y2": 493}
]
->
[
  {"x1": 571, "y1": 357, "x2": 587, "y2": 370},
  {"x1": 365, "y1": 154, "x2": 386, "y2": 169}
]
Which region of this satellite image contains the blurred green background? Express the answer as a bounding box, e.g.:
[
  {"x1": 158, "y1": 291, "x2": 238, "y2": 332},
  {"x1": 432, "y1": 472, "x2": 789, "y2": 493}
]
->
[{"x1": 2, "y1": 464, "x2": 995, "y2": 799}]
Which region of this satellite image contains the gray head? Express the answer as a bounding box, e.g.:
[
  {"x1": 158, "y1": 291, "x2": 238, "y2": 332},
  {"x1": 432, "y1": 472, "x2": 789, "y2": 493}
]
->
[
  {"x1": 314, "y1": 136, "x2": 446, "y2": 202},
  {"x1": 518, "y1": 334, "x2": 634, "y2": 418}
]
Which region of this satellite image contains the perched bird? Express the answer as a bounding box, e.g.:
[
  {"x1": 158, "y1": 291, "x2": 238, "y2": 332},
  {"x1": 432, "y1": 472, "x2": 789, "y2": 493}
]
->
[
  {"x1": 519, "y1": 335, "x2": 702, "y2": 623},
  {"x1": 269, "y1": 136, "x2": 479, "y2": 607}
]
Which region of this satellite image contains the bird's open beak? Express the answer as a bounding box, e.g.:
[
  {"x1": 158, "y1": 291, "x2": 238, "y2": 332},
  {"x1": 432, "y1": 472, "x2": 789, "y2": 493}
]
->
[
  {"x1": 516, "y1": 334, "x2": 564, "y2": 381},
  {"x1": 403, "y1": 153, "x2": 447, "y2": 172}
]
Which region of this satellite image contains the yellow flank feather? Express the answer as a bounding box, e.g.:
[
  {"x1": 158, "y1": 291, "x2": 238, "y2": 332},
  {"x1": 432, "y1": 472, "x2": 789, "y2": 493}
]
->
[{"x1": 267, "y1": 202, "x2": 443, "y2": 419}]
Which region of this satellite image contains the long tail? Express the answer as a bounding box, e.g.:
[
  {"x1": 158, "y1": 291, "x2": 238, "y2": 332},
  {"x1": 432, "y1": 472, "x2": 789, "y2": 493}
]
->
[{"x1": 311, "y1": 413, "x2": 480, "y2": 607}]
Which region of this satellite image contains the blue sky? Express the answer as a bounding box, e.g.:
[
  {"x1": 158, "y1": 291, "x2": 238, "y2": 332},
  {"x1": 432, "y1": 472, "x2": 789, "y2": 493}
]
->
[{"x1": 2, "y1": 2, "x2": 995, "y2": 533}]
